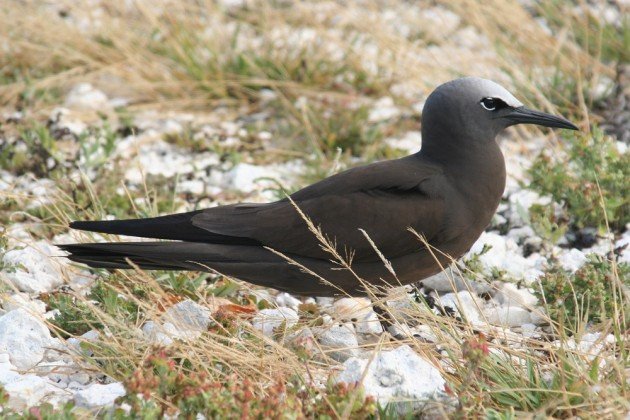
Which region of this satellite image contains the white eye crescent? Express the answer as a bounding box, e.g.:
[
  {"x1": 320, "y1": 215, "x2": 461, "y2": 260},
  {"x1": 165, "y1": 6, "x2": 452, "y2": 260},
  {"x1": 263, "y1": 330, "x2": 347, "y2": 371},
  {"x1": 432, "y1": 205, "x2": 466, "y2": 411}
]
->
[{"x1": 480, "y1": 97, "x2": 496, "y2": 111}]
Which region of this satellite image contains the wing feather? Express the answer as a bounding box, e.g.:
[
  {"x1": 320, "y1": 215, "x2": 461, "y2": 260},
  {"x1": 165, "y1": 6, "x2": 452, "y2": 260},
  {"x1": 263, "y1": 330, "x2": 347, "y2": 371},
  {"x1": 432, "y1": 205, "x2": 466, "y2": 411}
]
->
[{"x1": 192, "y1": 156, "x2": 445, "y2": 261}]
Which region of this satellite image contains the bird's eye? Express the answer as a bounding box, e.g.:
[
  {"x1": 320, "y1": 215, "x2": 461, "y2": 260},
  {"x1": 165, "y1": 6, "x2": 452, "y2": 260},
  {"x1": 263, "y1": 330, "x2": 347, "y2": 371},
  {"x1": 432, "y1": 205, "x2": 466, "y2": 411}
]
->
[{"x1": 480, "y1": 97, "x2": 497, "y2": 111}]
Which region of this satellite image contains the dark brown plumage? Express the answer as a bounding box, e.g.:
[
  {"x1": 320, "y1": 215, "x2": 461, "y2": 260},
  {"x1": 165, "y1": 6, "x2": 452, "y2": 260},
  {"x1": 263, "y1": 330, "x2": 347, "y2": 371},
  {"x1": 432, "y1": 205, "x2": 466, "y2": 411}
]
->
[{"x1": 60, "y1": 78, "x2": 577, "y2": 296}]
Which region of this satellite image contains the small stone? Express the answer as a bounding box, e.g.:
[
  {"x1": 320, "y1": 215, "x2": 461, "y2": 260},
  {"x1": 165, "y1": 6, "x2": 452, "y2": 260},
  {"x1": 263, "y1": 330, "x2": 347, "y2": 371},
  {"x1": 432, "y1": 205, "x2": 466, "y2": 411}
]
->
[
  {"x1": 69, "y1": 372, "x2": 91, "y2": 385},
  {"x1": 316, "y1": 297, "x2": 335, "y2": 308},
  {"x1": 44, "y1": 309, "x2": 61, "y2": 320},
  {"x1": 493, "y1": 283, "x2": 538, "y2": 309},
  {"x1": 523, "y1": 236, "x2": 543, "y2": 256},
  {"x1": 66, "y1": 381, "x2": 84, "y2": 390},
  {"x1": 142, "y1": 321, "x2": 174, "y2": 346},
  {"x1": 177, "y1": 179, "x2": 205, "y2": 195},
  {"x1": 508, "y1": 190, "x2": 551, "y2": 227},
  {"x1": 43, "y1": 360, "x2": 75, "y2": 385},
  {"x1": 251, "y1": 308, "x2": 299, "y2": 337},
  {"x1": 2, "y1": 242, "x2": 64, "y2": 293},
  {"x1": 3, "y1": 375, "x2": 62, "y2": 410},
  {"x1": 332, "y1": 298, "x2": 371, "y2": 320},
  {"x1": 520, "y1": 323, "x2": 538, "y2": 338},
  {"x1": 316, "y1": 323, "x2": 360, "y2": 362},
  {"x1": 332, "y1": 298, "x2": 382, "y2": 334},
  {"x1": 43, "y1": 338, "x2": 72, "y2": 364},
  {"x1": 413, "y1": 325, "x2": 439, "y2": 343},
  {"x1": 506, "y1": 226, "x2": 536, "y2": 243},
  {"x1": 422, "y1": 267, "x2": 491, "y2": 294},
  {"x1": 466, "y1": 232, "x2": 536, "y2": 280},
  {"x1": 223, "y1": 163, "x2": 272, "y2": 192},
  {"x1": 0, "y1": 357, "x2": 21, "y2": 384},
  {"x1": 0, "y1": 308, "x2": 53, "y2": 370},
  {"x1": 81, "y1": 330, "x2": 100, "y2": 341},
  {"x1": 162, "y1": 299, "x2": 211, "y2": 331},
  {"x1": 529, "y1": 307, "x2": 548, "y2": 325},
  {"x1": 163, "y1": 322, "x2": 201, "y2": 341},
  {"x1": 355, "y1": 310, "x2": 383, "y2": 335},
  {"x1": 0, "y1": 293, "x2": 46, "y2": 314},
  {"x1": 558, "y1": 248, "x2": 587, "y2": 272},
  {"x1": 484, "y1": 305, "x2": 532, "y2": 327},
  {"x1": 74, "y1": 382, "x2": 126, "y2": 408},
  {"x1": 275, "y1": 293, "x2": 301, "y2": 310},
  {"x1": 335, "y1": 345, "x2": 445, "y2": 414},
  {"x1": 67, "y1": 330, "x2": 100, "y2": 356},
  {"x1": 491, "y1": 213, "x2": 507, "y2": 228},
  {"x1": 438, "y1": 291, "x2": 483, "y2": 324},
  {"x1": 65, "y1": 83, "x2": 109, "y2": 111}
]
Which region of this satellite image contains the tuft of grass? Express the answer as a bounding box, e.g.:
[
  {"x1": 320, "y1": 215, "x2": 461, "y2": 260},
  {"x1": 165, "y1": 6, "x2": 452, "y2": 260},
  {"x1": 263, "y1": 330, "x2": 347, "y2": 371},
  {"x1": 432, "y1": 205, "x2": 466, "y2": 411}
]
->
[
  {"x1": 535, "y1": 254, "x2": 629, "y2": 326},
  {"x1": 539, "y1": 2, "x2": 629, "y2": 64},
  {"x1": 528, "y1": 127, "x2": 629, "y2": 232},
  {"x1": 43, "y1": 277, "x2": 143, "y2": 338}
]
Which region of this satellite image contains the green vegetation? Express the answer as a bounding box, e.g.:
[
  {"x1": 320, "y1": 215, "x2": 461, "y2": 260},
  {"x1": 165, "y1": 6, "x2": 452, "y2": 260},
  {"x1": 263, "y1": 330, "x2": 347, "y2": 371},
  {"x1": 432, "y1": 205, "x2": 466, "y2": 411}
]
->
[
  {"x1": 446, "y1": 331, "x2": 629, "y2": 418},
  {"x1": 535, "y1": 254, "x2": 629, "y2": 325},
  {"x1": 0, "y1": 0, "x2": 628, "y2": 418},
  {"x1": 528, "y1": 127, "x2": 629, "y2": 232},
  {"x1": 44, "y1": 279, "x2": 141, "y2": 338},
  {"x1": 120, "y1": 349, "x2": 377, "y2": 419},
  {"x1": 528, "y1": 203, "x2": 568, "y2": 245},
  {"x1": 539, "y1": 2, "x2": 629, "y2": 64}
]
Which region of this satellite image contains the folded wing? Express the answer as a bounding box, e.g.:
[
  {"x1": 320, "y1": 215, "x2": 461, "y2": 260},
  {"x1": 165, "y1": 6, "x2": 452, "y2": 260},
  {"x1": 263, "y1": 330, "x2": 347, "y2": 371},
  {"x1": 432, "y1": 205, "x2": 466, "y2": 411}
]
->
[{"x1": 70, "y1": 156, "x2": 445, "y2": 263}]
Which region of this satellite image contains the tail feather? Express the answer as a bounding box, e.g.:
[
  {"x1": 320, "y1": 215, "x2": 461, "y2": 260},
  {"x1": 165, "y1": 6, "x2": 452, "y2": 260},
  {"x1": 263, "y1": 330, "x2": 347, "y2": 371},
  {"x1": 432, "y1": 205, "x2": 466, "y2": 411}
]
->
[
  {"x1": 69, "y1": 211, "x2": 260, "y2": 245},
  {"x1": 59, "y1": 242, "x2": 191, "y2": 270},
  {"x1": 58, "y1": 241, "x2": 275, "y2": 272}
]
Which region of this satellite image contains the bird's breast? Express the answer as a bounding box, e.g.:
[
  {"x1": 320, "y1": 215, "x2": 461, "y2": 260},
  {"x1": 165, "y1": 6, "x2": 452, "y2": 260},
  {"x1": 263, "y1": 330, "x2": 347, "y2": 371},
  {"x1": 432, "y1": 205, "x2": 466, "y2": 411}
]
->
[{"x1": 438, "y1": 147, "x2": 506, "y2": 255}]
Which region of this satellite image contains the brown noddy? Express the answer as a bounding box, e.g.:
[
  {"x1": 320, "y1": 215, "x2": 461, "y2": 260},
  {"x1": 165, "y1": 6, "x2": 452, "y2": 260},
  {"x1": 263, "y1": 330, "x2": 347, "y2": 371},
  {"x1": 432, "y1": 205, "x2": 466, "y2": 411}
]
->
[{"x1": 60, "y1": 77, "x2": 578, "y2": 296}]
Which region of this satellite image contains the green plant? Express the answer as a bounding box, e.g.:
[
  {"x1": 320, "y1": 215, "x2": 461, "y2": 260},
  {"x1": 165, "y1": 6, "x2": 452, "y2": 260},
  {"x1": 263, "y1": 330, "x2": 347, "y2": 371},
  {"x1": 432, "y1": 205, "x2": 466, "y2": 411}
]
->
[
  {"x1": 535, "y1": 254, "x2": 629, "y2": 324},
  {"x1": 156, "y1": 272, "x2": 209, "y2": 299},
  {"x1": 529, "y1": 203, "x2": 568, "y2": 244},
  {"x1": 77, "y1": 123, "x2": 118, "y2": 171},
  {"x1": 446, "y1": 331, "x2": 627, "y2": 418},
  {"x1": 538, "y1": 3, "x2": 629, "y2": 64},
  {"x1": 44, "y1": 279, "x2": 141, "y2": 338},
  {"x1": 528, "y1": 127, "x2": 629, "y2": 232},
  {"x1": 121, "y1": 349, "x2": 377, "y2": 418},
  {"x1": 43, "y1": 292, "x2": 102, "y2": 338}
]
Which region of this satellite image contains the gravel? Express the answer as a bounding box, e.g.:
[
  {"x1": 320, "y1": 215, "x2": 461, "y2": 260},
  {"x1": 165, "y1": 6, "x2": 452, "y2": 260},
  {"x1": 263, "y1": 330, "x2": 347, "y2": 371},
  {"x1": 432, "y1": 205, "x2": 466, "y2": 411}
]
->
[{"x1": 0, "y1": 2, "x2": 626, "y2": 411}]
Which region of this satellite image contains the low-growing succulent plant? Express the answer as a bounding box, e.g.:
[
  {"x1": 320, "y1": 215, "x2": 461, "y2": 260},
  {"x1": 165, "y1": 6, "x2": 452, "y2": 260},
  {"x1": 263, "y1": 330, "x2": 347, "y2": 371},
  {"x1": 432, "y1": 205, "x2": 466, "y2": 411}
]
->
[{"x1": 121, "y1": 349, "x2": 377, "y2": 418}]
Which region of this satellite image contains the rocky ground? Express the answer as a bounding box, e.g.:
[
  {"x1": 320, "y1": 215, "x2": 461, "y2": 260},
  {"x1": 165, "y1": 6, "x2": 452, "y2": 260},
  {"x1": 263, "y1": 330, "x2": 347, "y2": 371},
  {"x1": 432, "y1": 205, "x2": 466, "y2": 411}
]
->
[{"x1": 0, "y1": 0, "x2": 628, "y2": 417}]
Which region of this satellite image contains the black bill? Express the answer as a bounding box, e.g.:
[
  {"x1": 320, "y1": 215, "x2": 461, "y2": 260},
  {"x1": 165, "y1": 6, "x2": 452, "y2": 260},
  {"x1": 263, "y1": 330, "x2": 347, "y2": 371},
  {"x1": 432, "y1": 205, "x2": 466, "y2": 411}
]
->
[{"x1": 503, "y1": 106, "x2": 579, "y2": 130}]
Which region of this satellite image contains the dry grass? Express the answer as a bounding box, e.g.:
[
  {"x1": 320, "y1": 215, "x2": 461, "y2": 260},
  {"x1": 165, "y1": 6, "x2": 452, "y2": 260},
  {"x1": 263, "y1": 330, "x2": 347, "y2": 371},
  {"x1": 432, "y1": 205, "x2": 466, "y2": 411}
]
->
[
  {"x1": 0, "y1": 1, "x2": 615, "y2": 112},
  {"x1": 0, "y1": 0, "x2": 628, "y2": 417}
]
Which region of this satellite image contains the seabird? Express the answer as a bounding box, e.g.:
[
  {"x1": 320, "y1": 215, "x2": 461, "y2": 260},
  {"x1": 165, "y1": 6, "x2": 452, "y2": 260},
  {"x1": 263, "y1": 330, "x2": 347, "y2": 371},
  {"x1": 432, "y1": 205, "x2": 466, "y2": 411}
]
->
[{"x1": 60, "y1": 77, "x2": 578, "y2": 296}]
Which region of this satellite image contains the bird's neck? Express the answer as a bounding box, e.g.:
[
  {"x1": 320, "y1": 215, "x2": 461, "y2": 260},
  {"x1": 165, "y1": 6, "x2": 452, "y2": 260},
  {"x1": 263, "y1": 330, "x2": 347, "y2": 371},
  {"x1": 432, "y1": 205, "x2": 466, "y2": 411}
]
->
[{"x1": 418, "y1": 135, "x2": 507, "y2": 210}]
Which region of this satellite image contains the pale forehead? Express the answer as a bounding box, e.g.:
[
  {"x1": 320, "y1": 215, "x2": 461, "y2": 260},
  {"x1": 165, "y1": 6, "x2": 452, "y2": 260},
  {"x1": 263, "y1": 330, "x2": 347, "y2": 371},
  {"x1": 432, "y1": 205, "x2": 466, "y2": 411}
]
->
[{"x1": 464, "y1": 77, "x2": 523, "y2": 107}]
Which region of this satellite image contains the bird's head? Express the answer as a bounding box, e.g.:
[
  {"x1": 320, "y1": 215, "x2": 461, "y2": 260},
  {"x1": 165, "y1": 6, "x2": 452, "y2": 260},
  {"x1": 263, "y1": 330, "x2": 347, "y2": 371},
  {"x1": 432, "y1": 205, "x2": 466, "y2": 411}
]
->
[{"x1": 421, "y1": 77, "x2": 578, "y2": 147}]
